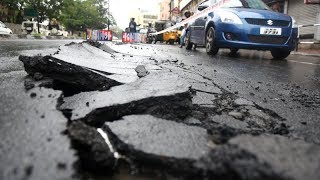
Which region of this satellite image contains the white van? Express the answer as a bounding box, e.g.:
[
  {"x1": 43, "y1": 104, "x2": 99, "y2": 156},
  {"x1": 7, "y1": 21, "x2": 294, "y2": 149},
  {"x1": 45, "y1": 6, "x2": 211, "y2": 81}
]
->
[{"x1": 21, "y1": 21, "x2": 49, "y2": 35}]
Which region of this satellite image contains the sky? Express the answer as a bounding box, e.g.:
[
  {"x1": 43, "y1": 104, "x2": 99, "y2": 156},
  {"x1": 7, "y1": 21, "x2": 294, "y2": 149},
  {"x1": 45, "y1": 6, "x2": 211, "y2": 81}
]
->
[{"x1": 109, "y1": 0, "x2": 160, "y2": 30}]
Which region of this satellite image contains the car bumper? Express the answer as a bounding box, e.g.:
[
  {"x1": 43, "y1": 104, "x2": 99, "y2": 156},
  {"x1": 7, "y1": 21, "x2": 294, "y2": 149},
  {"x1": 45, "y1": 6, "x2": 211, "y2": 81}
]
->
[{"x1": 215, "y1": 23, "x2": 298, "y2": 51}]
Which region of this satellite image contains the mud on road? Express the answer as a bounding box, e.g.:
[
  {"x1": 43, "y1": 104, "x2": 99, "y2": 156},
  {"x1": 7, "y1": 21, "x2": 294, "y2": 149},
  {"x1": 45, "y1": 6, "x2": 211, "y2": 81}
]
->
[{"x1": 7, "y1": 41, "x2": 320, "y2": 180}]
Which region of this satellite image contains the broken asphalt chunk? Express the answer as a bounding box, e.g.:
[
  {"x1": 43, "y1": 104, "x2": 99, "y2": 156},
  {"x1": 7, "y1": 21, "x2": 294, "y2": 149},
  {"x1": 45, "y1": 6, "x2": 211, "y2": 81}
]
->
[
  {"x1": 19, "y1": 55, "x2": 122, "y2": 92},
  {"x1": 135, "y1": 65, "x2": 149, "y2": 78},
  {"x1": 102, "y1": 115, "x2": 210, "y2": 175},
  {"x1": 67, "y1": 121, "x2": 116, "y2": 174},
  {"x1": 60, "y1": 72, "x2": 192, "y2": 127},
  {"x1": 52, "y1": 42, "x2": 161, "y2": 84}
]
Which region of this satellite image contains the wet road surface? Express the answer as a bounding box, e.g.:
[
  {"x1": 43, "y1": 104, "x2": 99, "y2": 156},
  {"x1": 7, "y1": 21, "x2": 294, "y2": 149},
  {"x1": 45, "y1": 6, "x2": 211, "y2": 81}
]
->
[
  {"x1": 1, "y1": 39, "x2": 320, "y2": 180},
  {"x1": 0, "y1": 40, "x2": 81, "y2": 180},
  {"x1": 147, "y1": 43, "x2": 320, "y2": 143}
]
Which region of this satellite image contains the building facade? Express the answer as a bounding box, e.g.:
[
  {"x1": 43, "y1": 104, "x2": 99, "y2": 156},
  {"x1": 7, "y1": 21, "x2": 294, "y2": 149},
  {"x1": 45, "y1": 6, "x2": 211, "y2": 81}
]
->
[
  {"x1": 137, "y1": 10, "x2": 158, "y2": 29},
  {"x1": 286, "y1": 0, "x2": 320, "y2": 40},
  {"x1": 159, "y1": 0, "x2": 171, "y2": 20},
  {"x1": 179, "y1": 0, "x2": 202, "y2": 19},
  {"x1": 129, "y1": 7, "x2": 158, "y2": 29}
]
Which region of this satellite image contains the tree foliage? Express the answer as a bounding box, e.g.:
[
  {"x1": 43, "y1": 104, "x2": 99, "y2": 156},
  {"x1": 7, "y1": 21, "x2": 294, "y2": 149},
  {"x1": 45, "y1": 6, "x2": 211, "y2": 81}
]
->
[
  {"x1": 0, "y1": 0, "x2": 24, "y2": 10},
  {"x1": 24, "y1": 0, "x2": 63, "y2": 22},
  {"x1": 59, "y1": 0, "x2": 116, "y2": 31},
  {"x1": 1, "y1": 0, "x2": 118, "y2": 31}
]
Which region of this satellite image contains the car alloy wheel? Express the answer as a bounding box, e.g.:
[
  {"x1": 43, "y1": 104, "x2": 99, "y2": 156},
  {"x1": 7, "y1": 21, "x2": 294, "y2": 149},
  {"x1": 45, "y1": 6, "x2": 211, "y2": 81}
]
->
[{"x1": 206, "y1": 27, "x2": 219, "y2": 55}]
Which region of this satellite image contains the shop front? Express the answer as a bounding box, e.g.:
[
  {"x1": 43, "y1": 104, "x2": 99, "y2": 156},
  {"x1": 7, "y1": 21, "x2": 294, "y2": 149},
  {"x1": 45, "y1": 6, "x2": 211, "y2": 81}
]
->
[
  {"x1": 287, "y1": 0, "x2": 319, "y2": 40},
  {"x1": 263, "y1": 0, "x2": 319, "y2": 40}
]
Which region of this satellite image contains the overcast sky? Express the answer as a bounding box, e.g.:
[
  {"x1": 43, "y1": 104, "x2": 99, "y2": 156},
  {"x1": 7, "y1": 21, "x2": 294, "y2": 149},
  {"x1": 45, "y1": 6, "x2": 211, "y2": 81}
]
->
[{"x1": 109, "y1": 0, "x2": 160, "y2": 30}]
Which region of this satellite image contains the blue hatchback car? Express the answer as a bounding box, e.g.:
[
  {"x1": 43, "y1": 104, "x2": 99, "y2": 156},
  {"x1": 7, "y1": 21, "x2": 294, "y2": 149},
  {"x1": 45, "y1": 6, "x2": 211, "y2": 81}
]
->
[{"x1": 185, "y1": 0, "x2": 299, "y2": 59}]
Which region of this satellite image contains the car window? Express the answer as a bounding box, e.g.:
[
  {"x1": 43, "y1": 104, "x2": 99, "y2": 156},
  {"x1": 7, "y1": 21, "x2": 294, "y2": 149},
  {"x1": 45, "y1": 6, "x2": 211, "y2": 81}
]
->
[
  {"x1": 220, "y1": 0, "x2": 270, "y2": 10},
  {"x1": 198, "y1": 0, "x2": 211, "y2": 11}
]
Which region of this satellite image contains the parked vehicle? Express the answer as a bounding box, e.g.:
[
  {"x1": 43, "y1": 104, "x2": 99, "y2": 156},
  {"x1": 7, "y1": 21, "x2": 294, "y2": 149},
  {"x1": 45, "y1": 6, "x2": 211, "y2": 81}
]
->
[
  {"x1": 0, "y1": 21, "x2": 13, "y2": 35},
  {"x1": 48, "y1": 28, "x2": 68, "y2": 37},
  {"x1": 47, "y1": 18, "x2": 68, "y2": 37},
  {"x1": 185, "y1": 0, "x2": 299, "y2": 59},
  {"x1": 153, "y1": 20, "x2": 180, "y2": 44},
  {"x1": 163, "y1": 30, "x2": 180, "y2": 45},
  {"x1": 21, "y1": 21, "x2": 49, "y2": 35}
]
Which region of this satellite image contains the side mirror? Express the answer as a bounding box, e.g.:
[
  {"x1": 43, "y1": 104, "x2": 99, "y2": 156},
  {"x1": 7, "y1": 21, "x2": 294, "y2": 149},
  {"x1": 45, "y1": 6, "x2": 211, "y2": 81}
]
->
[{"x1": 198, "y1": 5, "x2": 208, "y2": 11}]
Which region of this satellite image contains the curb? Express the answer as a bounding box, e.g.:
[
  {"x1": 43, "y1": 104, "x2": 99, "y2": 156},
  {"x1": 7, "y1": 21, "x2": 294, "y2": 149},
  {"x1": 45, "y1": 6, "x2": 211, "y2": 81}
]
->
[{"x1": 291, "y1": 51, "x2": 320, "y2": 57}]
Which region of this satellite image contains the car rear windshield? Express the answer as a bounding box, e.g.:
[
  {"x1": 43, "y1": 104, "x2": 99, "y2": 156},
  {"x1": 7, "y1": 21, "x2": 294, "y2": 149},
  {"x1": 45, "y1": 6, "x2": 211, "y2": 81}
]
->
[{"x1": 220, "y1": 0, "x2": 270, "y2": 10}]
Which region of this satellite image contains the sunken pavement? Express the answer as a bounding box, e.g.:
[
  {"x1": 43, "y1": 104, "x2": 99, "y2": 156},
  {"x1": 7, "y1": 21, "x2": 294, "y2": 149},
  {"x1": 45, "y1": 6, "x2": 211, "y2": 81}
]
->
[{"x1": 14, "y1": 41, "x2": 320, "y2": 180}]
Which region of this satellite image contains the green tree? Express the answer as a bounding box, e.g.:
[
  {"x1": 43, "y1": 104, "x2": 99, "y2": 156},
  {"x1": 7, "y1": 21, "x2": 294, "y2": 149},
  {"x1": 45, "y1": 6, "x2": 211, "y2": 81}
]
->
[
  {"x1": 24, "y1": 0, "x2": 63, "y2": 22},
  {"x1": 0, "y1": 0, "x2": 24, "y2": 23},
  {"x1": 0, "y1": 0, "x2": 23, "y2": 10},
  {"x1": 59, "y1": 0, "x2": 116, "y2": 32}
]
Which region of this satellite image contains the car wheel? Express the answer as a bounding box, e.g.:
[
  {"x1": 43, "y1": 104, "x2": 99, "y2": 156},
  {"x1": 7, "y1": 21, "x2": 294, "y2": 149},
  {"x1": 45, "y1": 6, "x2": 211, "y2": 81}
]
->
[
  {"x1": 185, "y1": 31, "x2": 193, "y2": 50},
  {"x1": 206, "y1": 27, "x2": 219, "y2": 55},
  {"x1": 169, "y1": 39, "x2": 174, "y2": 45},
  {"x1": 271, "y1": 49, "x2": 291, "y2": 60}
]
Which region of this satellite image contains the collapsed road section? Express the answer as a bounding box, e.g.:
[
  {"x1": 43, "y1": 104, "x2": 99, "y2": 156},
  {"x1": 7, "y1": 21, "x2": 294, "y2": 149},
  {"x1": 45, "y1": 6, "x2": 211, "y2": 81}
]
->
[
  {"x1": 60, "y1": 71, "x2": 192, "y2": 127},
  {"x1": 16, "y1": 41, "x2": 320, "y2": 180}
]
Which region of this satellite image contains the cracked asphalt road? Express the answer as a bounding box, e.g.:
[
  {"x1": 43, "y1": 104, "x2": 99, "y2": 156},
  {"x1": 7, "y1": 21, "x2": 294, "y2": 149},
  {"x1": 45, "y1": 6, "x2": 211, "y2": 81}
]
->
[{"x1": 0, "y1": 39, "x2": 320, "y2": 180}]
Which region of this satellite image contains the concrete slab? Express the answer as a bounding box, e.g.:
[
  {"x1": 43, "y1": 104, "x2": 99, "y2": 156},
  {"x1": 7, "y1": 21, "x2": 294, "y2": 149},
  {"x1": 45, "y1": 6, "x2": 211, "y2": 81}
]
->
[
  {"x1": 60, "y1": 72, "x2": 192, "y2": 127},
  {"x1": 104, "y1": 115, "x2": 210, "y2": 160},
  {"x1": 19, "y1": 55, "x2": 122, "y2": 91},
  {"x1": 52, "y1": 42, "x2": 162, "y2": 83}
]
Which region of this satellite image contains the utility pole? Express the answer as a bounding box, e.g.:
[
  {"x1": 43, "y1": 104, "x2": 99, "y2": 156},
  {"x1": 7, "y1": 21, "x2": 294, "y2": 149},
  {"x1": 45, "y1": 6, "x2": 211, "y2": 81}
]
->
[{"x1": 36, "y1": 0, "x2": 40, "y2": 34}]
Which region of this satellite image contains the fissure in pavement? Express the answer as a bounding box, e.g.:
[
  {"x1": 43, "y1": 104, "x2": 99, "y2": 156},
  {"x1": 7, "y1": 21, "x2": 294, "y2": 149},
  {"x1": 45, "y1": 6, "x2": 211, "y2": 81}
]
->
[{"x1": 16, "y1": 41, "x2": 320, "y2": 180}]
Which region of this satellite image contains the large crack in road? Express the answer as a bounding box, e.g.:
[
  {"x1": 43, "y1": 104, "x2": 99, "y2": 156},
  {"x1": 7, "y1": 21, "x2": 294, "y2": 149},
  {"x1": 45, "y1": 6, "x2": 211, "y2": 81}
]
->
[{"x1": 17, "y1": 41, "x2": 320, "y2": 180}]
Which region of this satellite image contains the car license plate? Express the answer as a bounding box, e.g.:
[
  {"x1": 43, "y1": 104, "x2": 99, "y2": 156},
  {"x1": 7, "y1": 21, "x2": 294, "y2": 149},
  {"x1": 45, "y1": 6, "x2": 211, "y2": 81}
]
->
[
  {"x1": 260, "y1": 27, "x2": 281, "y2": 35},
  {"x1": 26, "y1": 27, "x2": 32, "y2": 30}
]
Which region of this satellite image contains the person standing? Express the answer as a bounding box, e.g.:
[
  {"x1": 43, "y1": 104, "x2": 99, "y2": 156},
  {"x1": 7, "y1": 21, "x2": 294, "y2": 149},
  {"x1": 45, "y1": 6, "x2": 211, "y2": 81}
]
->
[
  {"x1": 179, "y1": 23, "x2": 188, "y2": 48},
  {"x1": 270, "y1": 1, "x2": 282, "y2": 12},
  {"x1": 129, "y1": 18, "x2": 137, "y2": 33}
]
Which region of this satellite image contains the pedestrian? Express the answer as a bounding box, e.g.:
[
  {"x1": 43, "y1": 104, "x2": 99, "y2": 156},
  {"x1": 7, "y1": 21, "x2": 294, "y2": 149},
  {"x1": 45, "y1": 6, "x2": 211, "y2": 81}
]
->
[
  {"x1": 129, "y1": 18, "x2": 138, "y2": 33},
  {"x1": 269, "y1": 0, "x2": 282, "y2": 12},
  {"x1": 179, "y1": 23, "x2": 188, "y2": 48}
]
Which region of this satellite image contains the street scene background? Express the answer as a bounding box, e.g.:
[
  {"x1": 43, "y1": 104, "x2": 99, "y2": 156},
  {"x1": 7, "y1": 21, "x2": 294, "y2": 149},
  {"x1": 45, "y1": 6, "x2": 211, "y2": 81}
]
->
[{"x1": 1, "y1": 0, "x2": 320, "y2": 180}]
